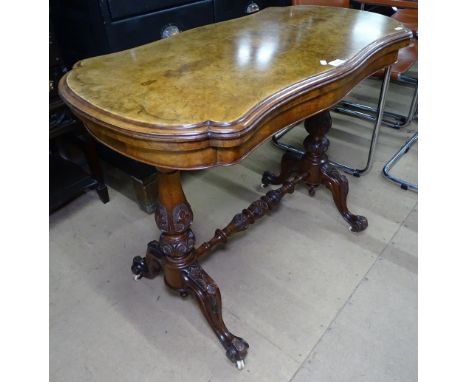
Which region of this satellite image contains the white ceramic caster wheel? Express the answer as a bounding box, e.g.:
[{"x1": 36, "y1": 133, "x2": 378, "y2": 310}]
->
[{"x1": 236, "y1": 360, "x2": 245, "y2": 370}]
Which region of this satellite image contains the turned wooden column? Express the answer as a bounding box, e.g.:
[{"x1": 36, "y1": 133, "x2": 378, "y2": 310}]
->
[
  {"x1": 302, "y1": 111, "x2": 368, "y2": 232},
  {"x1": 262, "y1": 110, "x2": 368, "y2": 232},
  {"x1": 301, "y1": 111, "x2": 332, "y2": 184},
  {"x1": 131, "y1": 170, "x2": 249, "y2": 368},
  {"x1": 155, "y1": 170, "x2": 197, "y2": 292},
  {"x1": 131, "y1": 170, "x2": 195, "y2": 284}
]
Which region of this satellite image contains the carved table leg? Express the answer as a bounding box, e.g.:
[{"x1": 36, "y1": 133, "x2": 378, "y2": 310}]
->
[
  {"x1": 262, "y1": 151, "x2": 301, "y2": 186},
  {"x1": 131, "y1": 240, "x2": 164, "y2": 280},
  {"x1": 262, "y1": 111, "x2": 368, "y2": 232},
  {"x1": 131, "y1": 170, "x2": 249, "y2": 368},
  {"x1": 182, "y1": 263, "x2": 249, "y2": 369},
  {"x1": 301, "y1": 112, "x2": 368, "y2": 232}
]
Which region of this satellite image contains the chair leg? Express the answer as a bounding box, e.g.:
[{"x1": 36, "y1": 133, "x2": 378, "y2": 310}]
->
[
  {"x1": 383, "y1": 132, "x2": 418, "y2": 192},
  {"x1": 334, "y1": 76, "x2": 418, "y2": 130},
  {"x1": 272, "y1": 66, "x2": 392, "y2": 177}
]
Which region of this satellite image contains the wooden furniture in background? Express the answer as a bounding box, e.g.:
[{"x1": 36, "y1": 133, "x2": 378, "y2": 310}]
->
[
  {"x1": 50, "y1": 0, "x2": 291, "y2": 69},
  {"x1": 59, "y1": 6, "x2": 411, "y2": 368},
  {"x1": 49, "y1": 19, "x2": 109, "y2": 213}
]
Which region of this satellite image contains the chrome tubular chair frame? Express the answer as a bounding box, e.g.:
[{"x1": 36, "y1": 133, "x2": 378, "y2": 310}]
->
[
  {"x1": 272, "y1": 66, "x2": 392, "y2": 177},
  {"x1": 334, "y1": 74, "x2": 418, "y2": 130},
  {"x1": 382, "y1": 131, "x2": 418, "y2": 192}
]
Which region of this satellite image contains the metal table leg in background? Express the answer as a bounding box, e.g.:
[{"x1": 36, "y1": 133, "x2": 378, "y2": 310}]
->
[
  {"x1": 272, "y1": 66, "x2": 392, "y2": 177},
  {"x1": 383, "y1": 132, "x2": 418, "y2": 192},
  {"x1": 334, "y1": 77, "x2": 418, "y2": 130}
]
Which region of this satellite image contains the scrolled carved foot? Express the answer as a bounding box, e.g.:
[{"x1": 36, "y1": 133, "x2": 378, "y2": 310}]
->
[
  {"x1": 131, "y1": 255, "x2": 162, "y2": 280},
  {"x1": 261, "y1": 171, "x2": 277, "y2": 187},
  {"x1": 131, "y1": 256, "x2": 150, "y2": 280},
  {"x1": 226, "y1": 336, "x2": 249, "y2": 366},
  {"x1": 308, "y1": 185, "x2": 317, "y2": 197},
  {"x1": 182, "y1": 263, "x2": 249, "y2": 368},
  {"x1": 320, "y1": 163, "x2": 368, "y2": 233},
  {"x1": 131, "y1": 241, "x2": 163, "y2": 280},
  {"x1": 344, "y1": 214, "x2": 368, "y2": 232},
  {"x1": 262, "y1": 152, "x2": 301, "y2": 186}
]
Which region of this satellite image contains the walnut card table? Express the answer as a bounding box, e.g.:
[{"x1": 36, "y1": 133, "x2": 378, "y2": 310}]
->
[{"x1": 59, "y1": 6, "x2": 411, "y2": 369}]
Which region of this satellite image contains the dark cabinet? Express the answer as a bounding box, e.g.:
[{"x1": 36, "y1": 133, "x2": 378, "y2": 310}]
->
[
  {"x1": 214, "y1": 0, "x2": 290, "y2": 22},
  {"x1": 49, "y1": 19, "x2": 109, "y2": 213},
  {"x1": 51, "y1": 0, "x2": 291, "y2": 67},
  {"x1": 50, "y1": 0, "x2": 217, "y2": 68},
  {"x1": 105, "y1": 1, "x2": 214, "y2": 52},
  {"x1": 106, "y1": 0, "x2": 198, "y2": 20}
]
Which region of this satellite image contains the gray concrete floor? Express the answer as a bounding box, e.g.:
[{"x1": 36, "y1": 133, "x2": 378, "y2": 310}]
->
[{"x1": 50, "y1": 75, "x2": 418, "y2": 382}]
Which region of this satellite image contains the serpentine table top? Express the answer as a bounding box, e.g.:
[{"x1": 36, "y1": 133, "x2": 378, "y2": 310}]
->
[
  {"x1": 59, "y1": 6, "x2": 411, "y2": 170},
  {"x1": 59, "y1": 6, "x2": 412, "y2": 370}
]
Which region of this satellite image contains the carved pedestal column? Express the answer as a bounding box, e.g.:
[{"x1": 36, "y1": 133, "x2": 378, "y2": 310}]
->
[
  {"x1": 262, "y1": 110, "x2": 368, "y2": 232},
  {"x1": 131, "y1": 170, "x2": 248, "y2": 368}
]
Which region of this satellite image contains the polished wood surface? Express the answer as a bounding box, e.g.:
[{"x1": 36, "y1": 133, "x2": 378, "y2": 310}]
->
[{"x1": 59, "y1": 6, "x2": 411, "y2": 170}]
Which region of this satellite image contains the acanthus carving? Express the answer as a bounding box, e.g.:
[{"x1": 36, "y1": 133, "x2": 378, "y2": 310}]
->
[
  {"x1": 173, "y1": 204, "x2": 193, "y2": 233},
  {"x1": 155, "y1": 202, "x2": 193, "y2": 234},
  {"x1": 155, "y1": 202, "x2": 169, "y2": 232},
  {"x1": 303, "y1": 136, "x2": 329, "y2": 157},
  {"x1": 160, "y1": 230, "x2": 195, "y2": 258},
  {"x1": 184, "y1": 263, "x2": 218, "y2": 312},
  {"x1": 185, "y1": 264, "x2": 217, "y2": 294},
  {"x1": 321, "y1": 162, "x2": 349, "y2": 194}
]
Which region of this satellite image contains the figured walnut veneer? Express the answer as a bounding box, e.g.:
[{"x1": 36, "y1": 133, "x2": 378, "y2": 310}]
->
[{"x1": 59, "y1": 6, "x2": 411, "y2": 170}]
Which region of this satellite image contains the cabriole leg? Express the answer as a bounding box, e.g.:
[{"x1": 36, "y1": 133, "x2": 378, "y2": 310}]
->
[
  {"x1": 182, "y1": 263, "x2": 249, "y2": 368},
  {"x1": 262, "y1": 151, "x2": 301, "y2": 186},
  {"x1": 131, "y1": 170, "x2": 249, "y2": 368},
  {"x1": 301, "y1": 112, "x2": 368, "y2": 232},
  {"x1": 261, "y1": 110, "x2": 368, "y2": 232}
]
